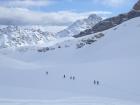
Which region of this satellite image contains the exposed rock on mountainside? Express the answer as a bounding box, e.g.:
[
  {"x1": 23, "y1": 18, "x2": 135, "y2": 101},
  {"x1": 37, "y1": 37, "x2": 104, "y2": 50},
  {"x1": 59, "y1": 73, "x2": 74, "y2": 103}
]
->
[
  {"x1": 0, "y1": 26, "x2": 55, "y2": 48},
  {"x1": 37, "y1": 33, "x2": 105, "y2": 52},
  {"x1": 133, "y1": 0, "x2": 140, "y2": 10},
  {"x1": 56, "y1": 14, "x2": 102, "y2": 37},
  {"x1": 74, "y1": 1, "x2": 140, "y2": 38}
]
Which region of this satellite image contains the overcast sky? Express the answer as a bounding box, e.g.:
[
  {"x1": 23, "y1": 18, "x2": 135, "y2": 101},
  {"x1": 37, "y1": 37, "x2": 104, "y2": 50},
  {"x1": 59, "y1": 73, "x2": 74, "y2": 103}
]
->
[{"x1": 0, "y1": 0, "x2": 138, "y2": 32}]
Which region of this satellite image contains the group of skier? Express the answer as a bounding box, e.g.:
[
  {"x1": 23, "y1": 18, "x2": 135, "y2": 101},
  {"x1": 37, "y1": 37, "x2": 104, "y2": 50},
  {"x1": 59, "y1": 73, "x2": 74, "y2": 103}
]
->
[
  {"x1": 63, "y1": 74, "x2": 75, "y2": 80},
  {"x1": 45, "y1": 71, "x2": 100, "y2": 85},
  {"x1": 46, "y1": 72, "x2": 76, "y2": 80},
  {"x1": 93, "y1": 80, "x2": 100, "y2": 85}
]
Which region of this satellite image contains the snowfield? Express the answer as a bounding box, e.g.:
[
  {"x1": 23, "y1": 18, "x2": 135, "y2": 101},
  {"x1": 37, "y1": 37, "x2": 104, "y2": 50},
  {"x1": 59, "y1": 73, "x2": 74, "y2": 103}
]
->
[
  {"x1": 0, "y1": 97, "x2": 139, "y2": 105},
  {"x1": 0, "y1": 17, "x2": 140, "y2": 105}
]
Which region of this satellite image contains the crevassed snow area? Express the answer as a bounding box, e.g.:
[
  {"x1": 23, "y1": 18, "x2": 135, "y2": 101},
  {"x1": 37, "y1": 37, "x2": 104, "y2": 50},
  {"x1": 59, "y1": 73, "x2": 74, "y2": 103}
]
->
[{"x1": 0, "y1": 17, "x2": 140, "y2": 105}]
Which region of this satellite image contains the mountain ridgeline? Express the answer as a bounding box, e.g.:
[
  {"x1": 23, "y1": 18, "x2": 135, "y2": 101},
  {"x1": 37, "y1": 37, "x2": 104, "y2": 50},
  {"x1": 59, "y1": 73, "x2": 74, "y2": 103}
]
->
[
  {"x1": 133, "y1": 0, "x2": 140, "y2": 10},
  {"x1": 56, "y1": 14, "x2": 102, "y2": 37},
  {"x1": 0, "y1": 0, "x2": 140, "y2": 49},
  {"x1": 74, "y1": 0, "x2": 140, "y2": 38}
]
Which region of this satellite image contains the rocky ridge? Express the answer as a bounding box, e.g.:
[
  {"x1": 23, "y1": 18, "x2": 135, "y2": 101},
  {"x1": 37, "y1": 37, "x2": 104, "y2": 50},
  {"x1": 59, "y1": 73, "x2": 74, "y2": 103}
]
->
[{"x1": 74, "y1": 0, "x2": 140, "y2": 38}]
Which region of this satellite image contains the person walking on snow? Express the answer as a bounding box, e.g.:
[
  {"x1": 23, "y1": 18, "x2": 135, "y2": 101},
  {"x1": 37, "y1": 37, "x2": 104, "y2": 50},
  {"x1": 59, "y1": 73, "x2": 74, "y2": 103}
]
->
[
  {"x1": 93, "y1": 80, "x2": 96, "y2": 85},
  {"x1": 97, "y1": 81, "x2": 99, "y2": 85},
  {"x1": 63, "y1": 74, "x2": 66, "y2": 78},
  {"x1": 46, "y1": 71, "x2": 48, "y2": 75},
  {"x1": 73, "y1": 76, "x2": 75, "y2": 80}
]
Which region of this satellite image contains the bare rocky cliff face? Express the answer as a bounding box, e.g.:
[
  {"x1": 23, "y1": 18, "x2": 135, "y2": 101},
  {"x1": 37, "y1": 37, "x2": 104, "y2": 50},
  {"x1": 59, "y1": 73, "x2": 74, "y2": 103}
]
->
[
  {"x1": 133, "y1": 0, "x2": 140, "y2": 10},
  {"x1": 74, "y1": 0, "x2": 140, "y2": 38}
]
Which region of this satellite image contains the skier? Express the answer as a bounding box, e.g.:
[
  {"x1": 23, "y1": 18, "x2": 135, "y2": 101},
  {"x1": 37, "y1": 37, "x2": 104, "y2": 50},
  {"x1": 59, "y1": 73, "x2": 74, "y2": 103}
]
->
[
  {"x1": 73, "y1": 76, "x2": 75, "y2": 80},
  {"x1": 70, "y1": 76, "x2": 73, "y2": 80},
  {"x1": 46, "y1": 71, "x2": 48, "y2": 75},
  {"x1": 97, "y1": 81, "x2": 99, "y2": 85},
  {"x1": 93, "y1": 80, "x2": 96, "y2": 85},
  {"x1": 63, "y1": 74, "x2": 66, "y2": 78}
]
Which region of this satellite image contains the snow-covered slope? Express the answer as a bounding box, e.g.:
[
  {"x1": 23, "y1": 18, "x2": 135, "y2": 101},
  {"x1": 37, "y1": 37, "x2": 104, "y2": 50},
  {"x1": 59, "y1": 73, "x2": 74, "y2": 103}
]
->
[
  {"x1": 56, "y1": 14, "x2": 102, "y2": 37},
  {"x1": 0, "y1": 16, "x2": 140, "y2": 105},
  {"x1": 0, "y1": 26, "x2": 56, "y2": 48}
]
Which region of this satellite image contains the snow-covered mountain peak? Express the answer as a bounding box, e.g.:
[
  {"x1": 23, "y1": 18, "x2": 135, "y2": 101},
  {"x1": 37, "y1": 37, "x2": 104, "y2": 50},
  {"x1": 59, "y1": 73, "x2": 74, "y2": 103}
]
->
[
  {"x1": 56, "y1": 14, "x2": 102, "y2": 37},
  {"x1": 87, "y1": 14, "x2": 102, "y2": 21}
]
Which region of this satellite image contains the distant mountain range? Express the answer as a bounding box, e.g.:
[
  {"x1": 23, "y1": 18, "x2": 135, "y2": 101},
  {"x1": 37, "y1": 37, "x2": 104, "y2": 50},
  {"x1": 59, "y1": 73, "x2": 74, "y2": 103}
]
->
[
  {"x1": 0, "y1": 14, "x2": 102, "y2": 48},
  {"x1": 0, "y1": 0, "x2": 140, "y2": 49}
]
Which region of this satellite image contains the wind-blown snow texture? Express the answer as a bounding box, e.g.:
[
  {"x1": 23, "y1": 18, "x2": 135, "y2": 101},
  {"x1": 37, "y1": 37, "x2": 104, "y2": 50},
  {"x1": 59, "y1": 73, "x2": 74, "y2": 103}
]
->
[{"x1": 0, "y1": 17, "x2": 140, "y2": 105}]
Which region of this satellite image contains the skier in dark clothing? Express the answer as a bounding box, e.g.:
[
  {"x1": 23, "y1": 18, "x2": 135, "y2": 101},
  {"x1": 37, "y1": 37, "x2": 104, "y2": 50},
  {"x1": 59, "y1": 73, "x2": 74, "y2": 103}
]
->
[
  {"x1": 97, "y1": 81, "x2": 99, "y2": 85},
  {"x1": 46, "y1": 71, "x2": 48, "y2": 75},
  {"x1": 93, "y1": 80, "x2": 96, "y2": 85},
  {"x1": 73, "y1": 76, "x2": 75, "y2": 80},
  {"x1": 63, "y1": 74, "x2": 66, "y2": 78}
]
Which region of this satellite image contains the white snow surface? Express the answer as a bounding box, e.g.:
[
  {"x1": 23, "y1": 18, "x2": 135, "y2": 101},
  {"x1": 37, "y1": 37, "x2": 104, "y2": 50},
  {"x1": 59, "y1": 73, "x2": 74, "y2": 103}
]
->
[{"x1": 0, "y1": 17, "x2": 140, "y2": 105}]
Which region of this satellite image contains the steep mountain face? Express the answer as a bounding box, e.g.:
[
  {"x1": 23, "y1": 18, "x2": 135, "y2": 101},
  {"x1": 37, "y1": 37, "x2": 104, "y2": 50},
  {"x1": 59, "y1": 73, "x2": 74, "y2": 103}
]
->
[
  {"x1": 133, "y1": 0, "x2": 140, "y2": 10},
  {"x1": 0, "y1": 26, "x2": 56, "y2": 48},
  {"x1": 74, "y1": 1, "x2": 140, "y2": 38},
  {"x1": 56, "y1": 14, "x2": 102, "y2": 37}
]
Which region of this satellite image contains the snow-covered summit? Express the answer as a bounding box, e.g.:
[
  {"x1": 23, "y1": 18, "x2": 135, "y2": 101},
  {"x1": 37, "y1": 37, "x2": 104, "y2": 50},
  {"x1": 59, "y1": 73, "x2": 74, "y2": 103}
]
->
[
  {"x1": 0, "y1": 25, "x2": 56, "y2": 48},
  {"x1": 56, "y1": 14, "x2": 102, "y2": 37}
]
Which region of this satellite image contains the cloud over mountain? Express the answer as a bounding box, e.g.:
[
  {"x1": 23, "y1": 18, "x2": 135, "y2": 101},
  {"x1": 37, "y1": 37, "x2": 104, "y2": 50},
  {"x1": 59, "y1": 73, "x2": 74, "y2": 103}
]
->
[{"x1": 0, "y1": 7, "x2": 111, "y2": 26}]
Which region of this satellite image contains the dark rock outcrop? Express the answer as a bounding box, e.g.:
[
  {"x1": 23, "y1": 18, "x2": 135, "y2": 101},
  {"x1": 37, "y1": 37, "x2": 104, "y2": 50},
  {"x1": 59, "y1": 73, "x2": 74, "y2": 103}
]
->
[
  {"x1": 133, "y1": 0, "x2": 140, "y2": 10},
  {"x1": 74, "y1": 1, "x2": 140, "y2": 38}
]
